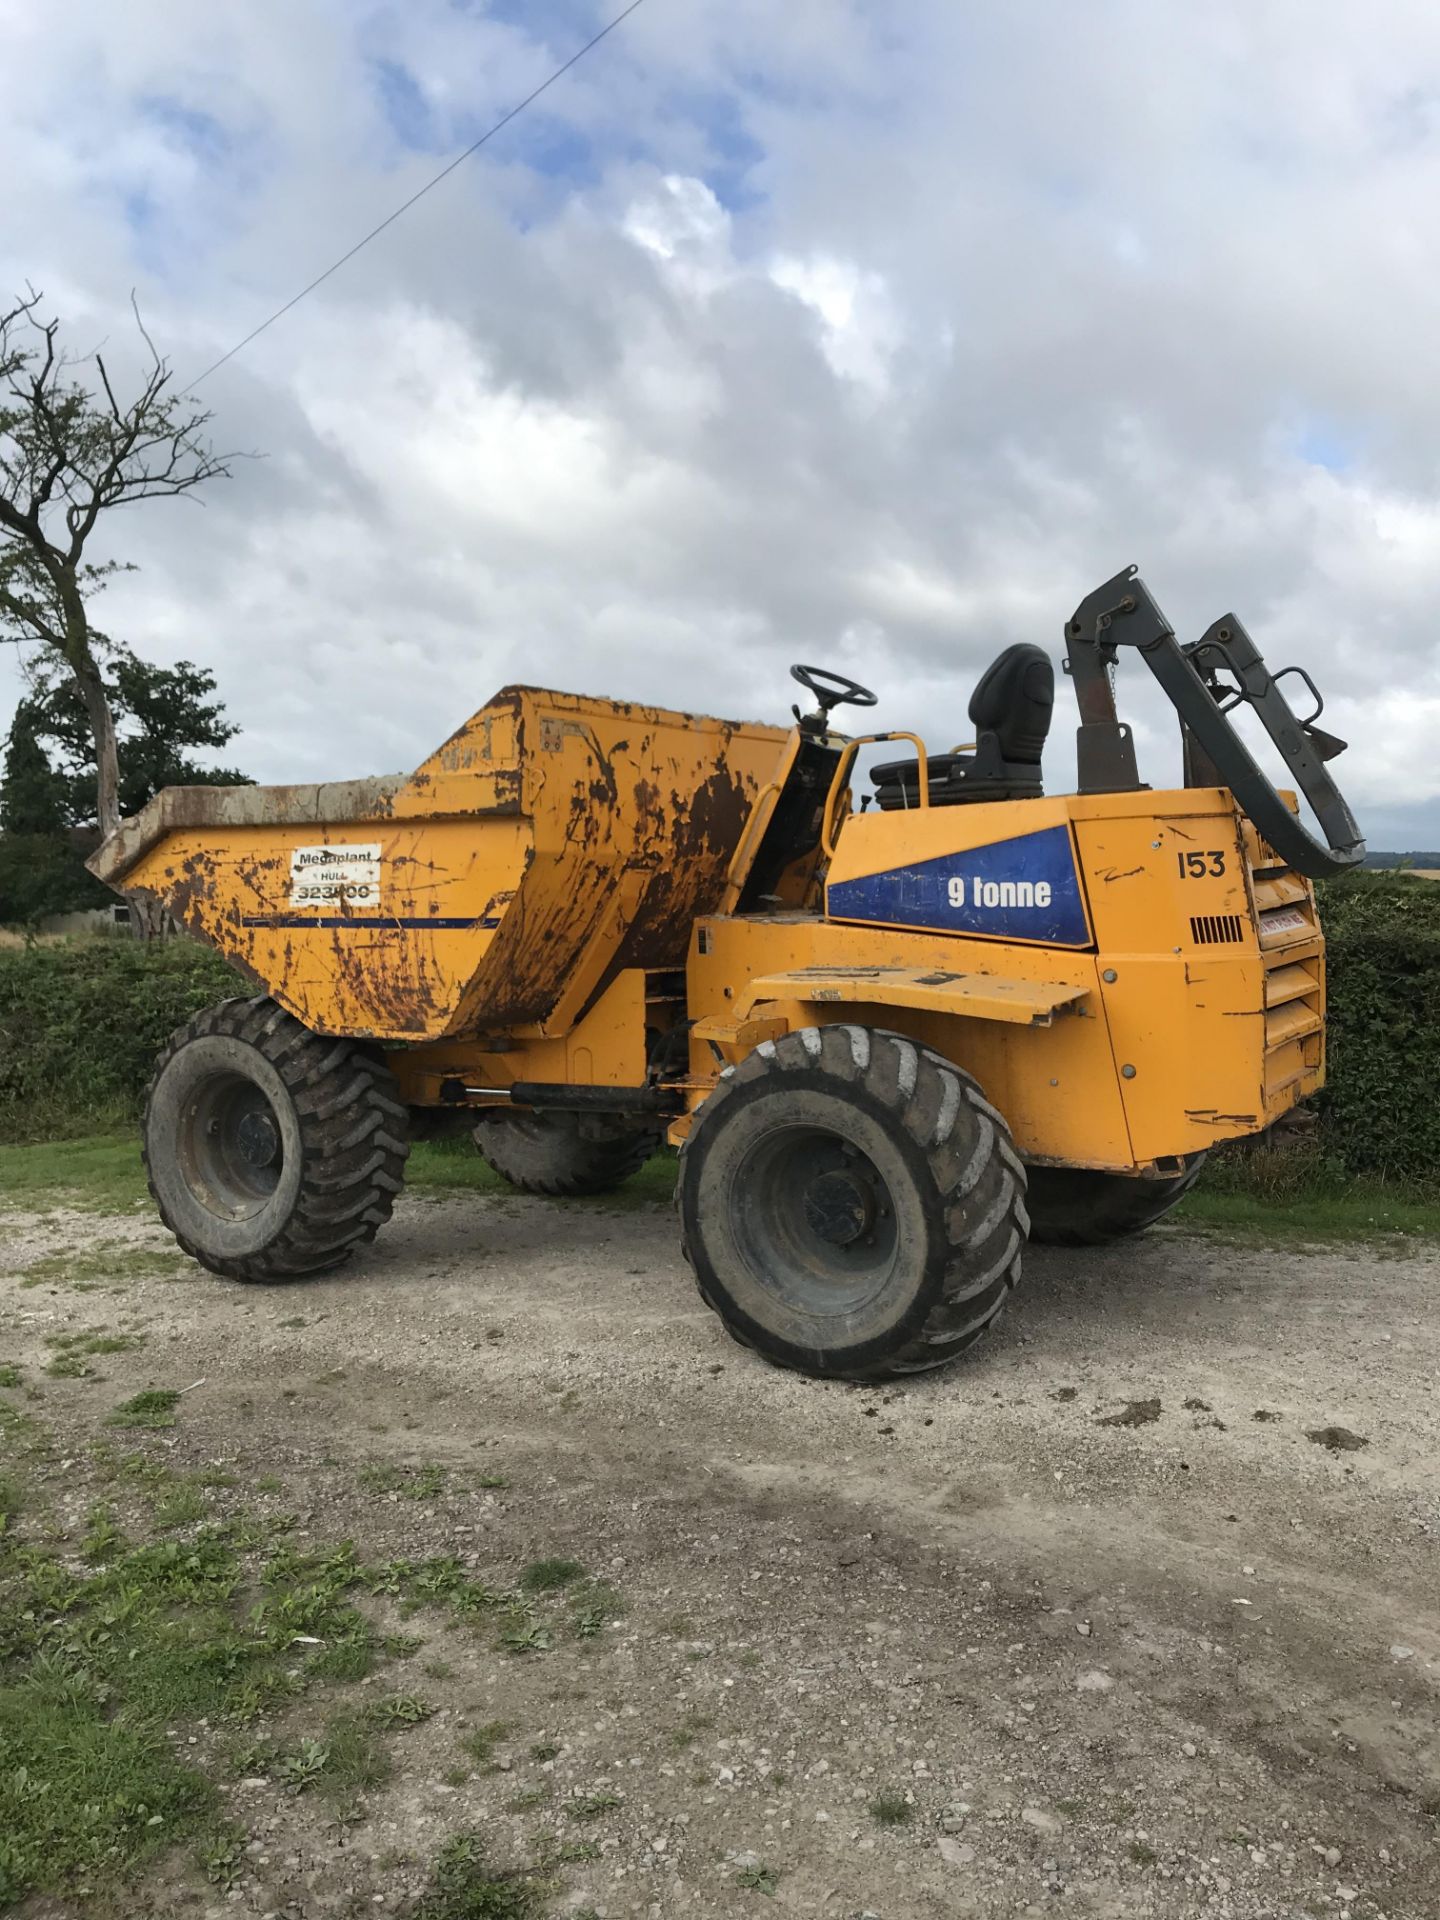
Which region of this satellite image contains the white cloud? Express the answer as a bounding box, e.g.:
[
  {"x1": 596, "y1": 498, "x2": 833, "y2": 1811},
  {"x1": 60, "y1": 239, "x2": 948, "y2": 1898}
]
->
[
  {"x1": 623, "y1": 174, "x2": 731, "y2": 277},
  {"x1": 2, "y1": 0, "x2": 1440, "y2": 853},
  {"x1": 769, "y1": 252, "x2": 900, "y2": 392}
]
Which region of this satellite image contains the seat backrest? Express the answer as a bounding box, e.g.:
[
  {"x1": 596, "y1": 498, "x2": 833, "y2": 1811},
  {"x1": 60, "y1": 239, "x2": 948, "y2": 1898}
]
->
[{"x1": 967, "y1": 643, "x2": 1054, "y2": 766}]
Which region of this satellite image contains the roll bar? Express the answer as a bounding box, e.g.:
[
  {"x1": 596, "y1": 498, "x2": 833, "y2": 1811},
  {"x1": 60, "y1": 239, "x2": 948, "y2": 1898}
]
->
[{"x1": 1065, "y1": 566, "x2": 1365, "y2": 880}]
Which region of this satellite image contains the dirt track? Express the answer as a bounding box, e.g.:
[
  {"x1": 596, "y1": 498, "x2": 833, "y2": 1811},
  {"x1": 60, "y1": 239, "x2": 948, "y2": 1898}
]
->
[{"x1": 4, "y1": 1188, "x2": 1439, "y2": 1919}]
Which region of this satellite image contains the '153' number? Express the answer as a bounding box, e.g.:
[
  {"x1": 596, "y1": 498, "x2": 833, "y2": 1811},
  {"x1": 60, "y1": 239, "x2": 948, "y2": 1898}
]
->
[{"x1": 1177, "y1": 850, "x2": 1227, "y2": 878}]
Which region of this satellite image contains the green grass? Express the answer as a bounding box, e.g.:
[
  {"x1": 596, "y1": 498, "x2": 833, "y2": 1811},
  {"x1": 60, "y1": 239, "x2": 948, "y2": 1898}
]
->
[
  {"x1": 0, "y1": 1131, "x2": 675, "y2": 1219},
  {"x1": 0, "y1": 1135, "x2": 148, "y2": 1212},
  {"x1": 570, "y1": 1583, "x2": 623, "y2": 1639},
  {"x1": 0, "y1": 1472, "x2": 24, "y2": 1533},
  {"x1": 51, "y1": 1330, "x2": 146, "y2": 1356},
  {"x1": 1176, "y1": 1155, "x2": 1440, "y2": 1243},
  {"x1": 10, "y1": 1127, "x2": 1437, "y2": 1249},
  {"x1": 19, "y1": 1243, "x2": 189, "y2": 1290},
  {"x1": 0, "y1": 1669, "x2": 218, "y2": 1904},
  {"x1": 0, "y1": 1515, "x2": 387, "y2": 1903},
  {"x1": 43, "y1": 1348, "x2": 93, "y2": 1378},
  {"x1": 0, "y1": 1391, "x2": 621, "y2": 1911},
  {"x1": 43, "y1": 1329, "x2": 146, "y2": 1376}
]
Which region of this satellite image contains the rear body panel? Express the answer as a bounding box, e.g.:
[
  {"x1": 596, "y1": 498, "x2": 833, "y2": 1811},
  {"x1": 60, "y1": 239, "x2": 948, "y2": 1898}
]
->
[{"x1": 680, "y1": 786, "x2": 1322, "y2": 1167}]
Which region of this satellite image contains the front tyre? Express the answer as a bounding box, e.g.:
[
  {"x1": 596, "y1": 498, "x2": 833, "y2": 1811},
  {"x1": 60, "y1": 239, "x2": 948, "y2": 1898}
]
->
[
  {"x1": 678, "y1": 1026, "x2": 1027, "y2": 1381},
  {"x1": 143, "y1": 996, "x2": 410, "y2": 1283}
]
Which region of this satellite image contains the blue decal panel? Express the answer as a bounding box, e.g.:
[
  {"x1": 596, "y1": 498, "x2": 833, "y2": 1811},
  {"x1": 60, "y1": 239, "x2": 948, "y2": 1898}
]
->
[{"x1": 826, "y1": 824, "x2": 1091, "y2": 947}]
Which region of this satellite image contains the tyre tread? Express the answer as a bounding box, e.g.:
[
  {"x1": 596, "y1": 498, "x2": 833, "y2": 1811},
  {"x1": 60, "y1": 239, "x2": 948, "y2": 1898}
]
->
[
  {"x1": 142, "y1": 996, "x2": 410, "y2": 1285},
  {"x1": 682, "y1": 1026, "x2": 1028, "y2": 1381},
  {"x1": 473, "y1": 1111, "x2": 657, "y2": 1197}
]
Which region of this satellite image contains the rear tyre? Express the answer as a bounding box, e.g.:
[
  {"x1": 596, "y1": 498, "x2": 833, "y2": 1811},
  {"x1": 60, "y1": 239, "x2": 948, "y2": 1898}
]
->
[
  {"x1": 143, "y1": 996, "x2": 410, "y2": 1283},
  {"x1": 1024, "y1": 1154, "x2": 1207, "y2": 1246},
  {"x1": 473, "y1": 1110, "x2": 659, "y2": 1197},
  {"x1": 678, "y1": 1026, "x2": 1028, "y2": 1381}
]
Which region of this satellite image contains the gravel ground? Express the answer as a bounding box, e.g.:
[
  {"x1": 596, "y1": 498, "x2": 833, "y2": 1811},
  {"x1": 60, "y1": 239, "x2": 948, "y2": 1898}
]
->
[{"x1": 2, "y1": 1188, "x2": 1438, "y2": 1920}]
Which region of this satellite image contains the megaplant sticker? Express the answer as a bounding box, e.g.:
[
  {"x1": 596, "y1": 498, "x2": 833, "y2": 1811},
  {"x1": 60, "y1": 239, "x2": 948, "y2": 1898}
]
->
[{"x1": 288, "y1": 843, "x2": 381, "y2": 910}]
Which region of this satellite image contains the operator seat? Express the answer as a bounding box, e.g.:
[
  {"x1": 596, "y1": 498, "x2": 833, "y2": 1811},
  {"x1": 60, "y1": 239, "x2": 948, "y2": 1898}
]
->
[{"x1": 871, "y1": 642, "x2": 1054, "y2": 809}]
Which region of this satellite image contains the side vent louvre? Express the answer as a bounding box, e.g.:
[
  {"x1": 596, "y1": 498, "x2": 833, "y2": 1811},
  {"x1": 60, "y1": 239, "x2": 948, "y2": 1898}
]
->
[{"x1": 1190, "y1": 912, "x2": 1246, "y2": 945}]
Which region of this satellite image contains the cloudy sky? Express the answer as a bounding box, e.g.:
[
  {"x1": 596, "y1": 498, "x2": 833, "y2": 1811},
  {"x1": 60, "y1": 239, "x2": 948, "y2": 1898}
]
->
[{"x1": 4, "y1": 0, "x2": 1440, "y2": 847}]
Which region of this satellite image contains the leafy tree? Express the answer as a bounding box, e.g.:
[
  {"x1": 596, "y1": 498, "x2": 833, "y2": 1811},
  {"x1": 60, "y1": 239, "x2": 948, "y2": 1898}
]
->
[
  {"x1": 0, "y1": 287, "x2": 235, "y2": 840},
  {"x1": 0, "y1": 655, "x2": 251, "y2": 928},
  {"x1": 11, "y1": 653, "x2": 252, "y2": 829},
  {"x1": 0, "y1": 831, "x2": 106, "y2": 924},
  {"x1": 0, "y1": 702, "x2": 67, "y2": 834}
]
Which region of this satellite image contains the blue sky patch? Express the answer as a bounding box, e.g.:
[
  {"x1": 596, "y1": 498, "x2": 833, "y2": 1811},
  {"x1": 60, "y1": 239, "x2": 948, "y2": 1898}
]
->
[
  {"x1": 1295, "y1": 416, "x2": 1356, "y2": 474},
  {"x1": 372, "y1": 58, "x2": 438, "y2": 152}
]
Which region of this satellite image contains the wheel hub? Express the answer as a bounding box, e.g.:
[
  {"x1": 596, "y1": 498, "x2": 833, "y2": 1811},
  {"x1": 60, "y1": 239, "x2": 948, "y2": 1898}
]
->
[
  {"x1": 802, "y1": 1168, "x2": 876, "y2": 1247},
  {"x1": 235, "y1": 1105, "x2": 280, "y2": 1170}
]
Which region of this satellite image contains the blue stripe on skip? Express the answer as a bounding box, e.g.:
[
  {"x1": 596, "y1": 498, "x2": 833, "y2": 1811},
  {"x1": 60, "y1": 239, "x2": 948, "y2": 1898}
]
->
[{"x1": 240, "y1": 915, "x2": 503, "y2": 930}]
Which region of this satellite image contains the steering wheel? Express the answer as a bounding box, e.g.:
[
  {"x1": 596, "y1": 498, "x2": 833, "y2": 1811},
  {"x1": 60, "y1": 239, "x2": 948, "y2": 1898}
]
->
[{"x1": 790, "y1": 663, "x2": 879, "y2": 717}]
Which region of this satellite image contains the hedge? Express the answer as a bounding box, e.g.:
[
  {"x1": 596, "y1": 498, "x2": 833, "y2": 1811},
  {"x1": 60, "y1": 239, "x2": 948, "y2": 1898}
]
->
[
  {"x1": 1312, "y1": 874, "x2": 1440, "y2": 1184},
  {"x1": 1, "y1": 876, "x2": 1438, "y2": 1181},
  {"x1": 0, "y1": 938, "x2": 239, "y2": 1142}
]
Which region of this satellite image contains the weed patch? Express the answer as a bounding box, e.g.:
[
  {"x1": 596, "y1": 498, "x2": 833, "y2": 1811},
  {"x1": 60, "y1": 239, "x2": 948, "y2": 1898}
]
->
[
  {"x1": 152, "y1": 1482, "x2": 207, "y2": 1529},
  {"x1": 519, "y1": 1556, "x2": 586, "y2": 1594},
  {"x1": 498, "y1": 1608, "x2": 552, "y2": 1655},
  {"x1": 571, "y1": 1582, "x2": 623, "y2": 1640},
  {"x1": 108, "y1": 1387, "x2": 183, "y2": 1429},
  {"x1": 461, "y1": 1720, "x2": 510, "y2": 1768},
  {"x1": 413, "y1": 1831, "x2": 539, "y2": 1920},
  {"x1": 868, "y1": 1791, "x2": 914, "y2": 1826},
  {"x1": 567, "y1": 1790, "x2": 622, "y2": 1821},
  {"x1": 47, "y1": 1328, "x2": 145, "y2": 1356},
  {"x1": 370, "y1": 1692, "x2": 436, "y2": 1728},
  {"x1": 734, "y1": 1860, "x2": 780, "y2": 1894},
  {"x1": 269, "y1": 1716, "x2": 392, "y2": 1805},
  {"x1": 357, "y1": 1461, "x2": 448, "y2": 1500}
]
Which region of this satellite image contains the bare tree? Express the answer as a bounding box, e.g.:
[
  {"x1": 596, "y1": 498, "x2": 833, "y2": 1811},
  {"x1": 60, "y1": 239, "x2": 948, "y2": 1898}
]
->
[{"x1": 0, "y1": 288, "x2": 234, "y2": 840}]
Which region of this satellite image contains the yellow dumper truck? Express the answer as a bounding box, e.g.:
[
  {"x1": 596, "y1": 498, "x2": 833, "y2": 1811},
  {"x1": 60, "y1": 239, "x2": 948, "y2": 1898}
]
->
[{"x1": 91, "y1": 568, "x2": 1363, "y2": 1380}]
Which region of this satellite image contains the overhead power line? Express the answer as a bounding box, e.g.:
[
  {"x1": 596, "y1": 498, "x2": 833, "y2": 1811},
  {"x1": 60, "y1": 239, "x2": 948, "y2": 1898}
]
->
[{"x1": 188, "y1": 0, "x2": 649, "y2": 389}]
